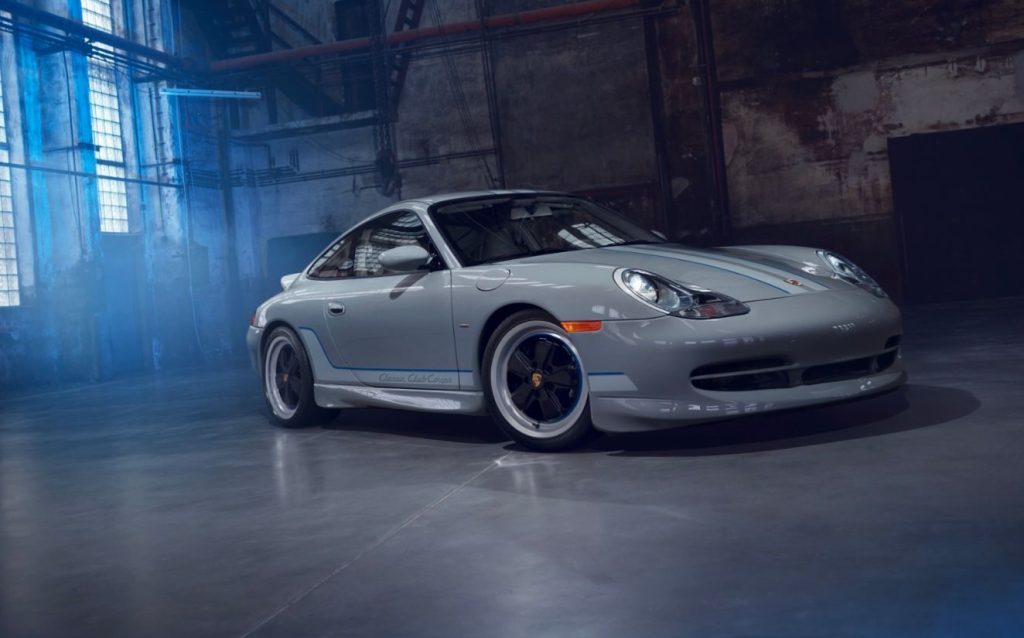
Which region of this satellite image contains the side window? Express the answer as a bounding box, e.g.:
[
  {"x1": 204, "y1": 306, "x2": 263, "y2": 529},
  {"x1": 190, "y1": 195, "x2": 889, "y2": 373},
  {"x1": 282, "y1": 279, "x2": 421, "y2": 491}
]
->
[
  {"x1": 307, "y1": 235, "x2": 355, "y2": 279},
  {"x1": 308, "y1": 211, "x2": 435, "y2": 279}
]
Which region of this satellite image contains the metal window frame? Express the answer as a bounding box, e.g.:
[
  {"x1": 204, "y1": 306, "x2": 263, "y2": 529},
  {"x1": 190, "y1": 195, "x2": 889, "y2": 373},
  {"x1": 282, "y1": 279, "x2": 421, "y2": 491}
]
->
[
  {"x1": 82, "y1": 0, "x2": 129, "y2": 234},
  {"x1": 0, "y1": 46, "x2": 19, "y2": 307}
]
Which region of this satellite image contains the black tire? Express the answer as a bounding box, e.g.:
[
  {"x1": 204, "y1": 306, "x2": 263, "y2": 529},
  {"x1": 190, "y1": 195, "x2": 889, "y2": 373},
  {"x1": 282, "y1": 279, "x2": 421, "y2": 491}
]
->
[
  {"x1": 482, "y1": 310, "x2": 595, "y2": 451},
  {"x1": 261, "y1": 326, "x2": 336, "y2": 428}
]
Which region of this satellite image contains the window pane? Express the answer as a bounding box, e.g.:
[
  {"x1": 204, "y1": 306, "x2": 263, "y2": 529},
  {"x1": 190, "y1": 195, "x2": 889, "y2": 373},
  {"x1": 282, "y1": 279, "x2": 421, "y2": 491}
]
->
[
  {"x1": 308, "y1": 212, "x2": 431, "y2": 279},
  {"x1": 97, "y1": 164, "x2": 129, "y2": 233},
  {"x1": 0, "y1": 150, "x2": 18, "y2": 305},
  {"x1": 349, "y1": 212, "x2": 429, "y2": 277},
  {"x1": 308, "y1": 236, "x2": 356, "y2": 279},
  {"x1": 83, "y1": 1, "x2": 129, "y2": 234}
]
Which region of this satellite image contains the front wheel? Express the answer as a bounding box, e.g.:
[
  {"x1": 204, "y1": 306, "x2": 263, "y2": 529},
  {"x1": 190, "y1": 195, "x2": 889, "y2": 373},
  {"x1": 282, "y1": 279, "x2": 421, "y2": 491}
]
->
[
  {"x1": 262, "y1": 326, "x2": 336, "y2": 428},
  {"x1": 482, "y1": 310, "x2": 594, "y2": 451}
]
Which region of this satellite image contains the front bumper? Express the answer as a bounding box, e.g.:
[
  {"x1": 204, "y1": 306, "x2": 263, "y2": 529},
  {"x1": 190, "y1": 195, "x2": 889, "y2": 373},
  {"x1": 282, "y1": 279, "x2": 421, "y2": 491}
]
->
[{"x1": 572, "y1": 289, "x2": 906, "y2": 433}]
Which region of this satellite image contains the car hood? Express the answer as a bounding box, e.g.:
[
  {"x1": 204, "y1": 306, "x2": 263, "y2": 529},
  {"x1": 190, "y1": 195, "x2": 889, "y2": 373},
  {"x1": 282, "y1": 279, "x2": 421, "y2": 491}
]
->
[{"x1": 497, "y1": 243, "x2": 847, "y2": 302}]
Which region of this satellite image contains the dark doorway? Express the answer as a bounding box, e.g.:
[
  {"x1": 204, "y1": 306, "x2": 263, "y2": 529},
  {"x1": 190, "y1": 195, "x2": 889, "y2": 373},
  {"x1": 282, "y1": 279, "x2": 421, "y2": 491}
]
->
[
  {"x1": 889, "y1": 123, "x2": 1024, "y2": 304},
  {"x1": 100, "y1": 234, "x2": 145, "y2": 376}
]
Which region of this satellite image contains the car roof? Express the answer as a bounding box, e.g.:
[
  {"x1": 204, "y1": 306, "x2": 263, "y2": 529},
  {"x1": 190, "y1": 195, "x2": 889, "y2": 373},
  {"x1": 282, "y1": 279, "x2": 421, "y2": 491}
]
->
[{"x1": 403, "y1": 189, "x2": 569, "y2": 206}]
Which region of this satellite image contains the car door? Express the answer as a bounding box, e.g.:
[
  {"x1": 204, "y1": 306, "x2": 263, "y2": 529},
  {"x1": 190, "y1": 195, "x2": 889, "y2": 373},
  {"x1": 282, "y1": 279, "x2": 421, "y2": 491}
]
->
[{"x1": 313, "y1": 210, "x2": 462, "y2": 389}]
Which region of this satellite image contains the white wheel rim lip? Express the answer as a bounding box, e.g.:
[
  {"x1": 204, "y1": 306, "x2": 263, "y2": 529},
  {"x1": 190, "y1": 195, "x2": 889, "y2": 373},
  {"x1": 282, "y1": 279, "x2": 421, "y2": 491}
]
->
[
  {"x1": 265, "y1": 335, "x2": 299, "y2": 420},
  {"x1": 490, "y1": 321, "x2": 588, "y2": 439}
]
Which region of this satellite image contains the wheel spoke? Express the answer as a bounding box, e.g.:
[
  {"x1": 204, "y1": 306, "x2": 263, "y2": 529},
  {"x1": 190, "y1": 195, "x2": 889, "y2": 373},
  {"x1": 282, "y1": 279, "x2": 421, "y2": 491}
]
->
[
  {"x1": 546, "y1": 366, "x2": 576, "y2": 389},
  {"x1": 532, "y1": 338, "x2": 555, "y2": 370},
  {"x1": 510, "y1": 382, "x2": 532, "y2": 406},
  {"x1": 286, "y1": 355, "x2": 299, "y2": 375},
  {"x1": 287, "y1": 375, "x2": 302, "y2": 398},
  {"x1": 547, "y1": 388, "x2": 566, "y2": 414},
  {"x1": 537, "y1": 389, "x2": 561, "y2": 420},
  {"x1": 523, "y1": 391, "x2": 538, "y2": 413},
  {"x1": 509, "y1": 350, "x2": 533, "y2": 379},
  {"x1": 278, "y1": 348, "x2": 291, "y2": 372}
]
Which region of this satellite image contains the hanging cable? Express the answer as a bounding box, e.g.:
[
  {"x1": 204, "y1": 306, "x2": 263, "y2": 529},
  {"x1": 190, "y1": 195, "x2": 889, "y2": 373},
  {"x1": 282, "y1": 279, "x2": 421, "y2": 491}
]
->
[
  {"x1": 59, "y1": 52, "x2": 86, "y2": 251},
  {"x1": 428, "y1": 0, "x2": 497, "y2": 187}
]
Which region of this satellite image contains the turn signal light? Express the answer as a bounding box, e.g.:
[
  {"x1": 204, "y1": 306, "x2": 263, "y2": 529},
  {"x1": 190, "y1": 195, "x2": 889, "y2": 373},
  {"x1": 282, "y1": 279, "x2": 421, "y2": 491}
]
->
[{"x1": 561, "y1": 321, "x2": 602, "y2": 333}]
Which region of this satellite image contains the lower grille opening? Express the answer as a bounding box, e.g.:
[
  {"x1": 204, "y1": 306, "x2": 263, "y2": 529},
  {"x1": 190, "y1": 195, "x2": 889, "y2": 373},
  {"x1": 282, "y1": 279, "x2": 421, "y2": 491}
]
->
[
  {"x1": 885, "y1": 335, "x2": 902, "y2": 349},
  {"x1": 691, "y1": 357, "x2": 789, "y2": 377},
  {"x1": 802, "y1": 357, "x2": 874, "y2": 385},
  {"x1": 692, "y1": 348, "x2": 900, "y2": 392},
  {"x1": 692, "y1": 371, "x2": 790, "y2": 391},
  {"x1": 876, "y1": 350, "x2": 898, "y2": 371}
]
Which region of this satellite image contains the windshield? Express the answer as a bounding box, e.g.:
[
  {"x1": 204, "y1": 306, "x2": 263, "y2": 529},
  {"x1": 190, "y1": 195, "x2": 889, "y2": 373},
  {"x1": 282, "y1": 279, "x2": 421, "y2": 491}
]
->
[{"x1": 429, "y1": 195, "x2": 663, "y2": 267}]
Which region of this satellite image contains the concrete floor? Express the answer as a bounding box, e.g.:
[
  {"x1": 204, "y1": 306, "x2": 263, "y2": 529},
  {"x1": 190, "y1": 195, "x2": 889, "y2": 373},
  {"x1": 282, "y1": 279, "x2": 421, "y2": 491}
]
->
[{"x1": 1, "y1": 299, "x2": 1023, "y2": 637}]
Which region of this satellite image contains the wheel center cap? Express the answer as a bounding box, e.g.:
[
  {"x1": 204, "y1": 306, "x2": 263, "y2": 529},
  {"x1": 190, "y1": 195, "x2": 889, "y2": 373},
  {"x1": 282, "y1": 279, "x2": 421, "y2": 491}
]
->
[
  {"x1": 530, "y1": 371, "x2": 544, "y2": 389},
  {"x1": 283, "y1": 373, "x2": 289, "y2": 383}
]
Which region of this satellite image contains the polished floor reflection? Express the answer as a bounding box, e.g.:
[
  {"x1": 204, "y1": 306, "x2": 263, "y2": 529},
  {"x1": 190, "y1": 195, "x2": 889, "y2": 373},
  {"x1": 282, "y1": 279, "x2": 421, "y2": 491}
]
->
[{"x1": 1, "y1": 299, "x2": 1022, "y2": 637}]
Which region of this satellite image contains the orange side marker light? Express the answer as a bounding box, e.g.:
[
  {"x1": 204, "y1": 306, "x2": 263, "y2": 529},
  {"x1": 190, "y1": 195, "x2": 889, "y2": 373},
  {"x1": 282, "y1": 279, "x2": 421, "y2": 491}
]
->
[{"x1": 561, "y1": 321, "x2": 603, "y2": 333}]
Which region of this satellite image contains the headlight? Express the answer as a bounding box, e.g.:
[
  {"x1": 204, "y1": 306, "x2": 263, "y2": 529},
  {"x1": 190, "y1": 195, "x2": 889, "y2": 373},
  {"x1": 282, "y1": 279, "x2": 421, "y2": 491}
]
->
[
  {"x1": 817, "y1": 250, "x2": 887, "y2": 298},
  {"x1": 616, "y1": 269, "x2": 750, "y2": 319}
]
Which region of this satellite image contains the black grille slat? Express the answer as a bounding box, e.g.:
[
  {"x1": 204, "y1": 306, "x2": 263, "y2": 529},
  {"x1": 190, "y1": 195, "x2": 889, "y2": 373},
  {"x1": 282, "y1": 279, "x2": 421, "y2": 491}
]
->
[
  {"x1": 802, "y1": 357, "x2": 874, "y2": 385},
  {"x1": 690, "y1": 357, "x2": 790, "y2": 378},
  {"x1": 692, "y1": 371, "x2": 791, "y2": 391}
]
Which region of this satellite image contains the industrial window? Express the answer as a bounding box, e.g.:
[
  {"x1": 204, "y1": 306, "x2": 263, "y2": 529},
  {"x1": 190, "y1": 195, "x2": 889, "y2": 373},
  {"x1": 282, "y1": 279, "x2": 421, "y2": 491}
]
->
[
  {"x1": 0, "y1": 60, "x2": 19, "y2": 307},
  {"x1": 82, "y1": 0, "x2": 129, "y2": 233}
]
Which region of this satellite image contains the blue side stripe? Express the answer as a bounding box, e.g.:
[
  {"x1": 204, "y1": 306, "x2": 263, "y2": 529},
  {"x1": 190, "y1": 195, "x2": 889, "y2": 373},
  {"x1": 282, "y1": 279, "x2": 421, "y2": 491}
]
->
[{"x1": 298, "y1": 326, "x2": 472, "y2": 373}]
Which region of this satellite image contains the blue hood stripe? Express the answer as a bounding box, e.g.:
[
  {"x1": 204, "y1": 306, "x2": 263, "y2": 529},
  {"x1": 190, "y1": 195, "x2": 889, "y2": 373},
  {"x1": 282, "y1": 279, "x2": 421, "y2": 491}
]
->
[
  {"x1": 607, "y1": 246, "x2": 828, "y2": 293},
  {"x1": 607, "y1": 247, "x2": 791, "y2": 294}
]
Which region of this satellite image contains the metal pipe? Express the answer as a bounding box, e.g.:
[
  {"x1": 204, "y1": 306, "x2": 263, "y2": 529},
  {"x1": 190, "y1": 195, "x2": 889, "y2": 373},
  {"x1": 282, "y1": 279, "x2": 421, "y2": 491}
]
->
[
  {"x1": 691, "y1": 0, "x2": 731, "y2": 242},
  {"x1": 210, "y1": 0, "x2": 644, "y2": 73},
  {"x1": 0, "y1": 159, "x2": 182, "y2": 189},
  {"x1": 642, "y1": 16, "x2": 672, "y2": 236}
]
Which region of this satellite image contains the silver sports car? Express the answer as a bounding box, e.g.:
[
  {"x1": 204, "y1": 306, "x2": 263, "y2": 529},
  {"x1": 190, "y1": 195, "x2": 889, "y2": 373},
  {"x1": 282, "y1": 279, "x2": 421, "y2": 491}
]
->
[{"x1": 247, "y1": 190, "x2": 905, "y2": 450}]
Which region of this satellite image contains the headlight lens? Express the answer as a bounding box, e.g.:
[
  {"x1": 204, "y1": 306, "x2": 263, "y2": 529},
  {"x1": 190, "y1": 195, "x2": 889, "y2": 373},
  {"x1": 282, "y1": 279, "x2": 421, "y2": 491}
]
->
[
  {"x1": 817, "y1": 250, "x2": 887, "y2": 298},
  {"x1": 624, "y1": 271, "x2": 659, "y2": 303},
  {"x1": 616, "y1": 269, "x2": 750, "y2": 319}
]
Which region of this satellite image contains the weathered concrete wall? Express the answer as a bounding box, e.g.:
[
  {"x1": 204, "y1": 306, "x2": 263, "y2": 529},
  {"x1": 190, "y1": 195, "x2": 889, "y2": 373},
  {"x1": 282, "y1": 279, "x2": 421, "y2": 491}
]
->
[
  {"x1": 225, "y1": 5, "x2": 673, "y2": 299},
  {"x1": 492, "y1": 21, "x2": 655, "y2": 192},
  {"x1": 0, "y1": 0, "x2": 237, "y2": 391},
  {"x1": 713, "y1": 0, "x2": 1024, "y2": 296}
]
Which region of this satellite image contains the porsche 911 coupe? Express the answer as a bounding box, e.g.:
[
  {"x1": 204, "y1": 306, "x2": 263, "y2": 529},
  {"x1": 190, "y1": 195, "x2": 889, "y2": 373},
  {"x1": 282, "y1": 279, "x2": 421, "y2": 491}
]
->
[{"x1": 247, "y1": 190, "x2": 905, "y2": 450}]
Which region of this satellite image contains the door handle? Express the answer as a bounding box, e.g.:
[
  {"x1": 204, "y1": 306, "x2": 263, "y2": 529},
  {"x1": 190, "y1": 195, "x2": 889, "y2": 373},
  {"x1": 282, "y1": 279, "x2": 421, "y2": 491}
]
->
[{"x1": 327, "y1": 302, "x2": 346, "y2": 316}]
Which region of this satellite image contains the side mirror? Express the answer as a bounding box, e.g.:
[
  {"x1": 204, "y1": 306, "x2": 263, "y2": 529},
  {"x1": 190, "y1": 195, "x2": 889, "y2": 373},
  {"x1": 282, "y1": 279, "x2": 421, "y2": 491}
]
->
[{"x1": 379, "y1": 245, "x2": 431, "y2": 272}]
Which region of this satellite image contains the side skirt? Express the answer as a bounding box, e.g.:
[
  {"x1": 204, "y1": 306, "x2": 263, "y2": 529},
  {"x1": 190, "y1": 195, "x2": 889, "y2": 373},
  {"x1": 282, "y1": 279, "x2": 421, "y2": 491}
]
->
[{"x1": 314, "y1": 383, "x2": 487, "y2": 415}]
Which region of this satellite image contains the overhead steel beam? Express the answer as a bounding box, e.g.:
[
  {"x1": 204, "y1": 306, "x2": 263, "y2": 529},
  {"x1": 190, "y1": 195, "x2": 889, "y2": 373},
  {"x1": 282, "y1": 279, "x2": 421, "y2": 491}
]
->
[
  {"x1": 0, "y1": 0, "x2": 190, "y2": 72},
  {"x1": 210, "y1": 0, "x2": 645, "y2": 73}
]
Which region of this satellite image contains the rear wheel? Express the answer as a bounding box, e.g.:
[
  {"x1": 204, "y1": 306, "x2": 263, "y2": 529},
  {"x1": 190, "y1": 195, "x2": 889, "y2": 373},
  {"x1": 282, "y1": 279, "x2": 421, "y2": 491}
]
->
[
  {"x1": 262, "y1": 326, "x2": 335, "y2": 428},
  {"x1": 483, "y1": 310, "x2": 594, "y2": 451}
]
